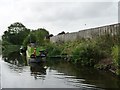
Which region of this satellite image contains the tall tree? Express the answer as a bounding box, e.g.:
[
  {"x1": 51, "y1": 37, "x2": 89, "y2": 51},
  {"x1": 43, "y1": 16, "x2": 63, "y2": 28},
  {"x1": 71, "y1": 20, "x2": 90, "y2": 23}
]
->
[
  {"x1": 23, "y1": 32, "x2": 37, "y2": 46},
  {"x1": 2, "y1": 22, "x2": 30, "y2": 45},
  {"x1": 23, "y1": 28, "x2": 49, "y2": 46},
  {"x1": 35, "y1": 28, "x2": 49, "y2": 45}
]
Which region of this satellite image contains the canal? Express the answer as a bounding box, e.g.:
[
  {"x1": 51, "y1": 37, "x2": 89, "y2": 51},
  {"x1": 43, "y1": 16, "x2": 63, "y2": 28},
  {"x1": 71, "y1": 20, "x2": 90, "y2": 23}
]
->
[{"x1": 1, "y1": 51, "x2": 120, "y2": 89}]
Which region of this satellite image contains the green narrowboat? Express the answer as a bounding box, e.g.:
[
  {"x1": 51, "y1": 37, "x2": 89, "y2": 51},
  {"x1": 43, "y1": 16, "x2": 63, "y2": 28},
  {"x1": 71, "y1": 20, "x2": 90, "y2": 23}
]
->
[{"x1": 26, "y1": 43, "x2": 47, "y2": 63}]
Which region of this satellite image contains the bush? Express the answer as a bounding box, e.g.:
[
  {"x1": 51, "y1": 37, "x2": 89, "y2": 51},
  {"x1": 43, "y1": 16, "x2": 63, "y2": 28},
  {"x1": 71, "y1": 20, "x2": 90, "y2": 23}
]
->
[
  {"x1": 61, "y1": 41, "x2": 80, "y2": 55},
  {"x1": 111, "y1": 45, "x2": 120, "y2": 75},
  {"x1": 72, "y1": 42, "x2": 105, "y2": 66},
  {"x1": 95, "y1": 35, "x2": 114, "y2": 56},
  {"x1": 112, "y1": 45, "x2": 119, "y2": 66},
  {"x1": 46, "y1": 43, "x2": 62, "y2": 57}
]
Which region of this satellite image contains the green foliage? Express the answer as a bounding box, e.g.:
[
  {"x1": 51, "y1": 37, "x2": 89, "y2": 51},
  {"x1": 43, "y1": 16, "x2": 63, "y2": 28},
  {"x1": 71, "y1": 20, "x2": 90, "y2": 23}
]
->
[
  {"x1": 23, "y1": 33, "x2": 37, "y2": 46},
  {"x1": 95, "y1": 34, "x2": 115, "y2": 56},
  {"x1": 72, "y1": 42, "x2": 104, "y2": 66},
  {"x1": 46, "y1": 43, "x2": 62, "y2": 57},
  {"x1": 2, "y1": 22, "x2": 30, "y2": 45},
  {"x1": 2, "y1": 45, "x2": 20, "y2": 56},
  {"x1": 35, "y1": 28, "x2": 49, "y2": 45},
  {"x1": 60, "y1": 40, "x2": 87, "y2": 56},
  {"x1": 61, "y1": 40, "x2": 81, "y2": 55},
  {"x1": 116, "y1": 69, "x2": 120, "y2": 76},
  {"x1": 23, "y1": 28, "x2": 49, "y2": 46},
  {"x1": 111, "y1": 45, "x2": 120, "y2": 76},
  {"x1": 112, "y1": 45, "x2": 119, "y2": 67}
]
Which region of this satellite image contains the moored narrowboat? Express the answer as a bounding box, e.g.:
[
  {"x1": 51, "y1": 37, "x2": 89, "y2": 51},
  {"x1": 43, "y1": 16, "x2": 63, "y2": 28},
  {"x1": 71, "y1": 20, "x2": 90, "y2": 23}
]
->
[{"x1": 26, "y1": 43, "x2": 47, "y2": 64}]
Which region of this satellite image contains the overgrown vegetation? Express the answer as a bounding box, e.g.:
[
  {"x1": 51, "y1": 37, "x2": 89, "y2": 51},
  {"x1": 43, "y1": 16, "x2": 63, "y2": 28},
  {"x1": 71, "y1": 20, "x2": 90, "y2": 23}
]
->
[
  {"x1": 45, "y1": 34, "x2": 120, "y2": 76},
  {"x1": 2, "y1": 22, "x2": 120, "y2": 76},
  {"x1": 45, "y1": 42, "x2": 62, "y2": 57},
  {"x1": 72, "y1": 42, "x2": 104, "y2": 66},
  {"x1": 112, "y1": 45, "x2": 120, "y2": 75}
]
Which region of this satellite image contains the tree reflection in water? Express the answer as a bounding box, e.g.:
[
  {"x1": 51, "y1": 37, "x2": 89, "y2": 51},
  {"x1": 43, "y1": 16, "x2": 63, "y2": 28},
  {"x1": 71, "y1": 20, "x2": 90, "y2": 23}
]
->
[
  {"x1": 2, "y1": 51, "x2": 47, "y2": 80},
  {"x1": 2, "y1": 51, "x2": 26, "y2": 66}
]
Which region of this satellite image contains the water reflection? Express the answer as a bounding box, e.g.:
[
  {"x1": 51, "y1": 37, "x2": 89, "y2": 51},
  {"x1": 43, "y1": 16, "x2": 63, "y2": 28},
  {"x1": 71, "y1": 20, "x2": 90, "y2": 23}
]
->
[
  {"x1": 1, "y1": 51, "x2": 120, "y2": 89},
  {"x1": 46, "y1": 59, "x2": 120, "y2": 89},
  {"x1": 2, "y1": 51, "x2": 47, "y2": 80},
  {"x1": 30, "y1": 63, "x2": 47, "y2": 80},
  {"x1": 2, "y1": 51, "x2": 27, "y2": 66}
]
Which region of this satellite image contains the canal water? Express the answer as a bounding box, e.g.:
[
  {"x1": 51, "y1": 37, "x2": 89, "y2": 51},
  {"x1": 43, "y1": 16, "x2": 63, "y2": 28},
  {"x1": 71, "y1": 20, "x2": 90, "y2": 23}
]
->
[{"x1": 1, "y1": 52, "x2": 120, "y2": 89}]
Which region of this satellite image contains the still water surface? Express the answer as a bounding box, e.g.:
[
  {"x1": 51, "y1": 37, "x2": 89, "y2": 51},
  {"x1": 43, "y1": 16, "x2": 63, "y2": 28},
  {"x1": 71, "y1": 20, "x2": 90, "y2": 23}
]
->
[{"x1": 1, "y1": 52, "x2": 120, "y2": 89}]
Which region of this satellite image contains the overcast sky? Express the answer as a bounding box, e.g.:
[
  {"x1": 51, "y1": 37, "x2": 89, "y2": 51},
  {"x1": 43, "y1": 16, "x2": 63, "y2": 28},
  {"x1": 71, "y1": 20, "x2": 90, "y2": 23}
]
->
[{"x1": 0, "y1": 0, "x2": 119, "y2": 36}]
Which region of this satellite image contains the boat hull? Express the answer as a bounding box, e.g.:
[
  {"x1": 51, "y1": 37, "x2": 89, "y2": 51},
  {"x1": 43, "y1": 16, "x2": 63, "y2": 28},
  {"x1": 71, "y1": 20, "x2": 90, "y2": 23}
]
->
[{"x1": 29, "y1": 57, "x2": 45, "y2": 64}]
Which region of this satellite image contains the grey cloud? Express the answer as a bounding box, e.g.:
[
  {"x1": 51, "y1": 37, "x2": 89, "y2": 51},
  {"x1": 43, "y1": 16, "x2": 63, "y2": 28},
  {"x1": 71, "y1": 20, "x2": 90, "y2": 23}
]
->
[{"x1": 24, "y1": 2, "x2": 116, "y2": 23}]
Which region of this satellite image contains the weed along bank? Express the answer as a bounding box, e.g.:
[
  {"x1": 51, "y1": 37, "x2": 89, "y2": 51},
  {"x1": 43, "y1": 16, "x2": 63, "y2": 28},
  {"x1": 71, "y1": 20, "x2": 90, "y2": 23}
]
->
[{"x1": 50, "y1": 23, "x2": 120, "y2": 76}]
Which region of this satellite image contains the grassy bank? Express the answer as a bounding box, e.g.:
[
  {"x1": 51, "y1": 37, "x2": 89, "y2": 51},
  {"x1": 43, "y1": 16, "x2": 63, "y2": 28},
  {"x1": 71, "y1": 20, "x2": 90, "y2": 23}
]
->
[{"x1": 46, "y1": 35, "x2": 120, "y2": 76}]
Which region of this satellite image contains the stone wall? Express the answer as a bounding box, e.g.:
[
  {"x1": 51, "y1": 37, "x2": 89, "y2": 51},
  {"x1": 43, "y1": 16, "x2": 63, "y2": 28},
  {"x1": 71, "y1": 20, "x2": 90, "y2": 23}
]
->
[{"x1": 50, "y1": 23, "x2": 120, "y2": 43}]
